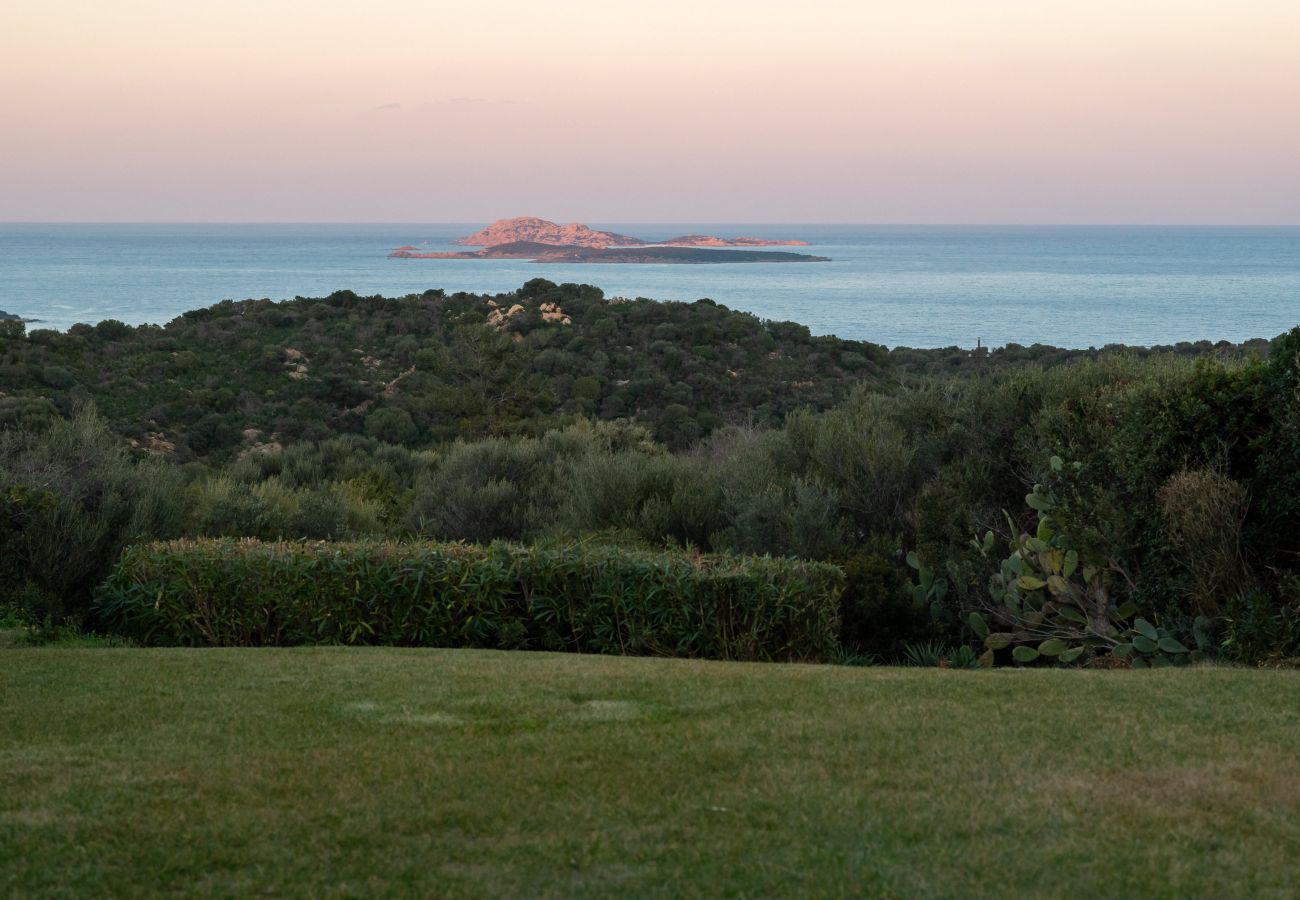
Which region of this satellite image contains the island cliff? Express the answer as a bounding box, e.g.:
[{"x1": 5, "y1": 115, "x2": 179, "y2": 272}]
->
[{"x1": 455, "y1": 218, "x2": 644, "y2": 249}]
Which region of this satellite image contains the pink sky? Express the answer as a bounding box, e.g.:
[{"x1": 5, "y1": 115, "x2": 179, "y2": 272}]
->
[{"x1": 3, "y1": 0, "x2": 1298, "y2": 223}]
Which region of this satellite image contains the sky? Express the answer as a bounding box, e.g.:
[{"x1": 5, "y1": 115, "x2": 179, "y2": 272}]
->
[{"x1": 3, "y1": 0, "x2": 1299, "y2": 223}]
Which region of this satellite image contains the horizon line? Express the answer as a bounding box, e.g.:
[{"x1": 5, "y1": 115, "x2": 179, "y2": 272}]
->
[{"x1": 4, "y1": 220, "x2": 1300, "y2": 228}]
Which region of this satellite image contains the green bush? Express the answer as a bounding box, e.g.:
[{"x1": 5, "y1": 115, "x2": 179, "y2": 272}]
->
[
  {"x1": 837, "y1": 548, "x2": 935, "y2": 656},
  {"x1": 561, "y1": 451, "x2": 724, "y2": 549},
  {"x1": 406, "y1": 436, "x2": 557, "y2": 542},
  {"x1": 364, "y1": 407, "x2": 418, "y2": 445},
  {"x1": 1219, "y1": 587, "x2": 1300, "y2": 665},
  {"x1": 0, "y1": 408, "x2": 185, "y2": 621},
  {"x1": 408, "y1": 421, "x2": 657, "y2": 543},
  {"x1": 97, "y1": 539, "x2": 844, "y2": 662}
]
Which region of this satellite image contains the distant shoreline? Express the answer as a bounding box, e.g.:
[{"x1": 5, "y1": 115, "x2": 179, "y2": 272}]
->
[{"x1": 390, "y1": 242, "x2": 829, "y2": 264}]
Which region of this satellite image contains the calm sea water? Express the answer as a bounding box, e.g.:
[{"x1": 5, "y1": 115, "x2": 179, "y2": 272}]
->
[{"x1": 1, "y1": 224, "x2": 1297, "y2": 348}]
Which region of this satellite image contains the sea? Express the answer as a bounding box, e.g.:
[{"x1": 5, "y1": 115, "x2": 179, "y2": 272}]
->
[{"x1": 1, "y1": 223, "x2": 1297, "y2": 348}]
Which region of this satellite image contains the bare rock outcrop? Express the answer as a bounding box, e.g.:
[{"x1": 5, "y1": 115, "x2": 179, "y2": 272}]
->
[{"x1": 455, "y1": 217, "x2": 643, "y2": 249}]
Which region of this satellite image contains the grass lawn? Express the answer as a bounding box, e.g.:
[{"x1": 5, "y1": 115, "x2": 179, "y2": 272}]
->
[{"x1": 3, "y1": 648, "x2": 1299, "y2": 898}]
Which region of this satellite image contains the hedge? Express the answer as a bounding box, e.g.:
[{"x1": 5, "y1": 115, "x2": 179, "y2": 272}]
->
[{"x1": 97, "y1": 539, "x2": 843, "y2": 661}]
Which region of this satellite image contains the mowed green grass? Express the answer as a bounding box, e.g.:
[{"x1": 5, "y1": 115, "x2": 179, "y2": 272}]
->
[{"x1": 3, "y1": 650, "x2": 1299, "y2": 898}]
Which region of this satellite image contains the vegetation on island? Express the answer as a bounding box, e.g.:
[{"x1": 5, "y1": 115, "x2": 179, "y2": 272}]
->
[{"x1": 2, "y1": 280, "x2": 1297, "y2": 667}]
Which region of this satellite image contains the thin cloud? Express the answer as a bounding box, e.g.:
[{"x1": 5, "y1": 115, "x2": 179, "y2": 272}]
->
[{"x1": 421, "y1": 97, "x2": 523, "y2": 108}]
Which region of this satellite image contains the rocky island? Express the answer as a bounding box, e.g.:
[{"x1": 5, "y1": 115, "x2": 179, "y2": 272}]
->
[
  {"x1": 452, "y1": 217, "x2": 809, "y2": 249},
  {"x1": 390, "y1": 217, "x2": 826, "y2": 263}
]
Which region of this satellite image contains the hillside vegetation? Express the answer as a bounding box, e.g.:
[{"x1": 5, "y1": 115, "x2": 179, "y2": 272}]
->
[
  {"x1": 0, "y1": 280, "x2": 887, "y2": 455},
  {"x1": 1, "y1": 282, "x2": 1296, "y2": 667},
  {"x1": 0, "y1": 279, "x2": 1259, "y2": 458}
]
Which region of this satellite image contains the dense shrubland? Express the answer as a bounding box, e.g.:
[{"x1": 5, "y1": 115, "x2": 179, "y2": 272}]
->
[
  {"x1": 1, "y1": 282, "x2": 1296, "y2": 664},
  {"x1": 0, "y1": 280, "x2": 887, "y2": 455},
  {"x1": 0, "y1": 279, "x2": 1258, "y2": 456}
]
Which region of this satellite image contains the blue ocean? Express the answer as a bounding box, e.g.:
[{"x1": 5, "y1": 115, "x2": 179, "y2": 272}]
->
[{"x1": 1, "y1": 223, "x2": 1297, "y2": 348}]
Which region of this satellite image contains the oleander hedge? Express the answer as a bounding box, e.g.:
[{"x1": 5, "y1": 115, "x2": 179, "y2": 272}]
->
[{"x1": 97, "y1": 539, "x2": 843, "y2": 661}]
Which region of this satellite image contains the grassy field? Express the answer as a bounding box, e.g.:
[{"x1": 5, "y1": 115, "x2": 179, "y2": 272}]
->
[{"x1": 3, "y1": 649, "x2": 1299, "y2": 898}]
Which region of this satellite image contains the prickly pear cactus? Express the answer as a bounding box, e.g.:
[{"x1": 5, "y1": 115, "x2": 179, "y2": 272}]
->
[
  {"x1": 905, "y1": 550, "x2": 949, "y2": 622},
  {"x1": 969, "y1": 456, "x2": 1194, "y2": 668}
]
